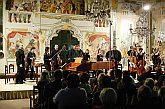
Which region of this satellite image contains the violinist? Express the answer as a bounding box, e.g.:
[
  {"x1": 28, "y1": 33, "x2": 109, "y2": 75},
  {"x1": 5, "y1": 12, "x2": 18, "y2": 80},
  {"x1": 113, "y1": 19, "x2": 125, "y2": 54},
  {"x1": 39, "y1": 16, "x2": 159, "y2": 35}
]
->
[
  {"x1": 25, "y1": 47, "x2": 36, "y2": 80},
  {"x1": 51, "y1": 44, "x2": 61, "y2": 71},
  {"x1": 44, "y1": 47, "x2": 51, "y2": 74}
]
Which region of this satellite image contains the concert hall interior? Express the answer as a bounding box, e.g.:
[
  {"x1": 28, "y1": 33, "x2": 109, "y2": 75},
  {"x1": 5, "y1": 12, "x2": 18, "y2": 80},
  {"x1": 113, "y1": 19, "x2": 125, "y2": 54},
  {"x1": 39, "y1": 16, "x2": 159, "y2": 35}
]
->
[{"x1": 0, "y1": 0, "x2": 165, "y2": 109}]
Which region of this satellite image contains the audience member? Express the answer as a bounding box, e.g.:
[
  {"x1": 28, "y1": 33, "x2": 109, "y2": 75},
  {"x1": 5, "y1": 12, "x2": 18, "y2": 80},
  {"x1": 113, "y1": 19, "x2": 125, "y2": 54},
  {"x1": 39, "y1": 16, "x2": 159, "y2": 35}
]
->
[
  {"x1": 96, "y1": 88, "x2": 119, "y2": 109},
  {"x1": 61, "y1": 70, "x2": 70, "y2": 89},
  {"x1": 53, "y1": 73, "x2": 88, "y2": 109},
  {"x1": 43, "y1": 69, "x2": 62, "y2": 109},
  {"x1": 36, "y1": 70, "x2": 50, "y2": 106}
]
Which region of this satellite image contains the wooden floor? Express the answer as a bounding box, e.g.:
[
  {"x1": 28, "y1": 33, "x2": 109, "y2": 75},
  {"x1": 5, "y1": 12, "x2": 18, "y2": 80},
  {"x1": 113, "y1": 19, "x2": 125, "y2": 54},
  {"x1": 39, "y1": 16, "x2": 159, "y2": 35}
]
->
[
  {"x1": 0, "y1": 79, "x2": 37, "y2": 100},
  {"x1": 0, "y1": 79, "x2": 36, "y2": 91}
]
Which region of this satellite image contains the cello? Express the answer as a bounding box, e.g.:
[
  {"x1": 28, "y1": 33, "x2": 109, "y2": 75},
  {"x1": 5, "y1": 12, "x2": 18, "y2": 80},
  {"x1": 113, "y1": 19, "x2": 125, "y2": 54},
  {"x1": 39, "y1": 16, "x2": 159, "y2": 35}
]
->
[
  {"x1": 128, "y1": 48, "x2": 137, "y2": 72},
  {"x1": 137, "y1": 52, "x2": 146, "y2": 75}
]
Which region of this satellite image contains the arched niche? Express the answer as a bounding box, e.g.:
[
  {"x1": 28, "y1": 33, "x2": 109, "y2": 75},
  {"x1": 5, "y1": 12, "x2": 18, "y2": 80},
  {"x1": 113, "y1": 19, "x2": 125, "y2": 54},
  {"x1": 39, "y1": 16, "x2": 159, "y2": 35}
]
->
[{"x1": 47, "y1": 21, "x2": 82, "y2": 48}]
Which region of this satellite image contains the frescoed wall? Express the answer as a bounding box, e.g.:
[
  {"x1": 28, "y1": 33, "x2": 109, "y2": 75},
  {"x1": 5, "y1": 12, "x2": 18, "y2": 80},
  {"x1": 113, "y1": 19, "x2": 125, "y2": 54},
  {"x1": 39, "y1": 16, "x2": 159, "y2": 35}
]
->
[
  {"x1": 84, "y1": 32, "x2": 110, "y2": 60},
  {"x1": 6, "y1": 0, "x2": 85, "y2": 15},
  {"x1": 7, "y1": 31, "x2": 39, "y2": 58}
]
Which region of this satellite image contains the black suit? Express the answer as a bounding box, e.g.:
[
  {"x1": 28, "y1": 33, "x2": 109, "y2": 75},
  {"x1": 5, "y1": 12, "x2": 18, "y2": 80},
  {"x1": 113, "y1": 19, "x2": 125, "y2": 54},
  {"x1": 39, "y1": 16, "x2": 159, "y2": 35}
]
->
[
  {"x1": 15, "y1": 49, "x2": 25, "y2": 83},
  {"x1": 25, "y1": 51, "x2": 36, "y2": 80},
  {"x1": 44, "y1": 52, "x2": 51, "y2": 72},
  {"x1": 51, "y1": 49, "x2": 59, "y2": 71},
  {"x1": 106, "y1": 50, "x2": 122, "y2": 62}
]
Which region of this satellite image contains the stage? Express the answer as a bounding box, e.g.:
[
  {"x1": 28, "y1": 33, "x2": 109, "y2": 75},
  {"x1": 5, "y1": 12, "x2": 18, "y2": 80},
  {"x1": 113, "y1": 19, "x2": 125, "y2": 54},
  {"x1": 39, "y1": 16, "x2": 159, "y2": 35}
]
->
[{"x1": 0, "y1": 79, "x2": 36, "y2": 100}]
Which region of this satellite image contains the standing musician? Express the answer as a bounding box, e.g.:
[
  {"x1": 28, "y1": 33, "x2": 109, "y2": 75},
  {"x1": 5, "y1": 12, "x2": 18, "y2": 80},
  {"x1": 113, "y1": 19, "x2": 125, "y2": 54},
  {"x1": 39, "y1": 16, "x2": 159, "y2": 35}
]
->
[
  {"x1": 25, "y1": 47, "x2": 36, "y2": 80},
  {"x1": 82, "y1": 49, "x2": 90, "y2": 62},
  {"x1": 97, "y1": 48, "x2": 104, "y2": 61},
  {"x1": 136, "y1": 48, "x2": 146, "y2": 75},
  {"x1": 127, "y1": 46, "x2": 137, "y2": 78},
  {"x1": 15, "y1": 43, "x2": 25, "y2": 84},
  {"x1": 105, "y1": 45, "x2": 122, "y2": 68},
  {"x1": 60, "y1": 45, "x2": 69, "y2": 65},
  {"x1": 44, "y1": 47, "x2": 51, "y2": 75},
  {"x1": 51, "y1": 44, "x2": 61, "y2": 71},
  {"x1": 68, "y1": 45, "x2": 76, "y2": 62},
  {"x1": 151, "y1": 48, "x2": 161, "y2": 70}
]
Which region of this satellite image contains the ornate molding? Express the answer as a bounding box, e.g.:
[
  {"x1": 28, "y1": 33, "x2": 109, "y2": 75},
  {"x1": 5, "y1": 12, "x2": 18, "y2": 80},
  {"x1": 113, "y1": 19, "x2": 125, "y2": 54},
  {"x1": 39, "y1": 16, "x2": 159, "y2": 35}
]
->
[{"x1": 47, "y1": 20, "x2": 82, "y2": 46}]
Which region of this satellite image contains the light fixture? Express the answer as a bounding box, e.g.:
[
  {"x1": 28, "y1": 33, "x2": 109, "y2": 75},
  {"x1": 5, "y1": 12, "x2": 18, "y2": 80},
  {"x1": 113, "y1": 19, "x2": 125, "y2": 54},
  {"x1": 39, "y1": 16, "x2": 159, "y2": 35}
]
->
[
  {"x1": 85, "y1": 0, "x2": 111, "y2": 25},
  {"x1": 130, "y1": 11, "x2": 155, "y2": 39},
  {"x1": 143, "y1": 5, "x2": 150, "y2": 11}
]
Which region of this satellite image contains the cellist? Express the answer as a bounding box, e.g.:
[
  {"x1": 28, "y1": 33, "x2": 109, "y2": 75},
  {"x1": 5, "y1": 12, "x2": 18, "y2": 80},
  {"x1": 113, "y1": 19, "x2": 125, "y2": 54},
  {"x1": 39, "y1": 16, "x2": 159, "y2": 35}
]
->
[
  {"x1": 136, "y1": 48, "x2": 146, "y2": 75},
  {"x1": 127, "y1": 46, "x2": 137, "y2": 78}
]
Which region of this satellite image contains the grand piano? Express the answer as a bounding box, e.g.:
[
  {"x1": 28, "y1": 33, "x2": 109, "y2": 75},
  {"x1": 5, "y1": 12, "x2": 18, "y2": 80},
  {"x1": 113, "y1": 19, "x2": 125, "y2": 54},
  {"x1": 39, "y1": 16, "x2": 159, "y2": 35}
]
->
[{"x1": 65, "y1": 60, "x2": 116, "y2": 72}]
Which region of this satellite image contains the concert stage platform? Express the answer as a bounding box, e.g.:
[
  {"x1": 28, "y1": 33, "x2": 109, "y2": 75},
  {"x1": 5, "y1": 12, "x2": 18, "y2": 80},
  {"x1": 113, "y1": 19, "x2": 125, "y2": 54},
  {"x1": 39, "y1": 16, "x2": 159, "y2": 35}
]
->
[{"x1": 0, "y1": 79, "x2": 36, "y2": 100}]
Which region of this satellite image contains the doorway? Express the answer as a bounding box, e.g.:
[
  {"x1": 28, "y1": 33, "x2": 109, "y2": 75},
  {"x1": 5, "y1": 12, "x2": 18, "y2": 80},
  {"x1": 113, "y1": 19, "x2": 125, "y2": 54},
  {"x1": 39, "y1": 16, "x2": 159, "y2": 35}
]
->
[{"x1": 50, "y1": 30, "x2": 79, "y2": 51}]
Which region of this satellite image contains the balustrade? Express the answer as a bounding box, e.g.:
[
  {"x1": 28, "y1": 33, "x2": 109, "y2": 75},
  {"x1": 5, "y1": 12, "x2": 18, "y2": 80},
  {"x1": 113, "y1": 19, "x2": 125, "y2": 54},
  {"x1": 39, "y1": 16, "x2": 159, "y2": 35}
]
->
[{"x1": 7, "y1": 11, "x2": 32, "y2": 23}]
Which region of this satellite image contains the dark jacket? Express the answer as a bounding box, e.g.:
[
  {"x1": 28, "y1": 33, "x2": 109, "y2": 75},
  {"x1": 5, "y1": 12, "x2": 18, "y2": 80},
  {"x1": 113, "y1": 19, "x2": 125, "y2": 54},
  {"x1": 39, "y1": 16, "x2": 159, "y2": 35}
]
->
[{"x1": 16, "y1": 49, "x2": 25, "y2": 66}]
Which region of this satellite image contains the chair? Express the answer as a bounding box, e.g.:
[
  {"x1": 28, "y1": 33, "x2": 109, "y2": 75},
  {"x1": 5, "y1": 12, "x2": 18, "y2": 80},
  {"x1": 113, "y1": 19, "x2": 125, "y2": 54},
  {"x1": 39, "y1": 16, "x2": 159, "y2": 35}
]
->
[
  {"x1": 30, "y1": 85, "x2": 39, "y2": 108},
  {"x1": 5, "y1": 64, "x2": 17, "y2": 84},
  {"x1": 41, "y1": 64, "x2": 46, "y2": 73},
  {"x1": 35, "y1": 63, "x2": 44, "y2": 83}
]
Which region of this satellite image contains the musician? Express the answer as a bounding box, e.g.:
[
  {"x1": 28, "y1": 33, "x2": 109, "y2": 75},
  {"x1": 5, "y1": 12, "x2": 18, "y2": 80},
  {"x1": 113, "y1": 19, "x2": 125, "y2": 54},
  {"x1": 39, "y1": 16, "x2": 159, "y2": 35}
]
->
[
  {"x1": 68, "y1": 45, "x2": 76, "y2": 62},
  {"x1": 105, "y1": 46, "x2": 122, "y2": 68},
  {"x1": 136, "y1": 48, "x2": 146, "y2": 75},
  {"x1": 127, "y1": 46, "x2": 137, "y2": 78},
  {"x1": 127, "y1": 46, "x2": 136, "y2": 57},
  {"x1": 44, "y1": 47, "x2": 51, "y2": 73},
  {"x1": 60, "y1": 45, "x2": 69, "y2": 65},
  {"x1": 51, "y1": 44, "x2": 60, "y2": 71},
  {"x1": 82, "y1": 49, "x2": 90, "y2": 62},
  {"x1": 25, "y1": 47, "x2": 36, "y2": 80},
  {"x1": 137, "y1": 48, "x2": 145, "y2": 63},
  {"x1": 15, "y1": 43, "x2": 25, "y2": 84},
  {"x1": 75, "y1": 44, "x2": 83, "y2": 57},
  {"x1": 152, "y1": 48, "x2": 161, "y2": 69},
  {"x1": 97, "y1": 48, "x2": 104, "y2": 61}
]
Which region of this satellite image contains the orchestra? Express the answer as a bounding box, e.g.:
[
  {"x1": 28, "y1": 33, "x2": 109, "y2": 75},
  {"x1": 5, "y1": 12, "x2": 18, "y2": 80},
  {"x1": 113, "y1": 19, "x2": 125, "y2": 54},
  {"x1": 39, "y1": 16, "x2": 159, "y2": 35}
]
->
[{"x1": 15, "y1": 43, "x2": 164, "y2": 82}]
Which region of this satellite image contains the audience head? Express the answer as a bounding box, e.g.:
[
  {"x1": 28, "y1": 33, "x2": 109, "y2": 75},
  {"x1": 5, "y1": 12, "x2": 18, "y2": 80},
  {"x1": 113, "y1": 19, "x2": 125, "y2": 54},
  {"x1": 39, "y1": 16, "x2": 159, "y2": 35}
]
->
[
  {"x1": 158, "y1": 86, "x2": 165, "y2": 109},
  {"x1": 144, "y1": 78, "x2": 155, "y2": 90},
  {"x1": 62, "y1": 70, "x2": 70, "y2": 80},
  {"x1": 114, "y1": 69, "x2": 122, "y2": 79},
  {"x1": 67, "y1": 73, "x2": 80, "y2": 88},
  {"x1": 79, "y1": 73, "x2": 90, "y2": 84},
  {"x1": 137, "y1": 85, "x2": 153, "y2": 102},
  {"x1": 99, "y1": 88, "x2": 117, "y2": 106},
  {"x1": 96, "y1": 70, "x2": 104, "y2": 78},
  {"x1": 40, "y1": 70, "x2": 49, "y2": 81},
  {"x1": 101, "y1": 75, "x2": 111, "y2": 88},
  {"x1": 122, "y1": 70, "x2": 130, "y2": 78},
  {"x1": 53, "y1": 69, "x2": 62, "y2": 81},
  {"x1": 158, "y1": 86, "x2": 165, "y2": 98}
]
